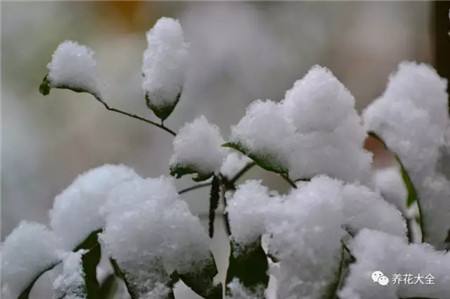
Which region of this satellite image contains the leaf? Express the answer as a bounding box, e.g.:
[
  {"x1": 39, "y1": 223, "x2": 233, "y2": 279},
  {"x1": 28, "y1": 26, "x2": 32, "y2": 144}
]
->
[
  {"x1": 18, "y1": 230, "x2": 103, "y2": 299},
  {"x1": 98, "y1": 274, "x2": 117, "y2": 299},
  {"x1": 368, "y1": 132, "x2": 425, "y2": 241},
  {"x1": 209, "y1": 176, "x2": 221, "y2": 238},
  {"x1": 74, "y1": 230, "x2": 102, "y2": 299},
  {"x1": 110, "y1": 258, "x2": 177, "y2": 299},
  {"x1": 223, "y1": 142, "x2": 288, "y2": 175},
  {"x1": 18, "y1": 263, "x2": 60, "y2": 299},
  {"x1": 109, "y1": 258, "x2": 138, "y2": 299},
  {"x1": 145, "y1": 92, "x2": 181, "y2": 121},
  {"x1": 170, "y1": 163, "x2": 214, "y2": 182},
  {"x1": 39, "y1": 73, "x2": 99, "y2": 98},
  {"x1": 178, "y1": 255, "x2": 222, "y2": 299},
  {"x1": 225, "y1": 239, "x2": 269, "y2": 295}
]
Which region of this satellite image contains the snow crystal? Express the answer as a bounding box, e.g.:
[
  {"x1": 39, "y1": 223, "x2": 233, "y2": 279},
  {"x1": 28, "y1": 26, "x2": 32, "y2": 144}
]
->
[
  {"x1": 142, "y1": 17, "x2": 189, "y2": 111},
  {"x1": 100, "y1": 176, "x2": 210, "y2": 297},
  {"x1": 53, "y1": 251, "x2": 86, "y2": 299},
  {"x1": 50, "y1": 164, "x2": 139, "y2": 249},
  {"x1": 1, "y1": 222, "x2": 63, "y2": 298},
  {"x1": 220, "y1": 152, "x2": 252, "y2": 180},
  {"x1": 373, "y1": 167, "x2": 407, "y2": 212},
  {"x1": 227, "y1": 279, "x2": 264, "y2": 299},
  {"x1": 230, "y1": 66, "x2": 372, "y2": 182},
  {"x1": 363, "y1": 62, "x2": 449, "y2": 247},
  {"x1": 170, "y1": 116, "x2": 226, "y2": 177},
  {"x1": 47, "y1": 41, "x2": 99, "y2": 95},
  {"x1": 340, "y1": 229, "x2": 450, "y2": 299}
]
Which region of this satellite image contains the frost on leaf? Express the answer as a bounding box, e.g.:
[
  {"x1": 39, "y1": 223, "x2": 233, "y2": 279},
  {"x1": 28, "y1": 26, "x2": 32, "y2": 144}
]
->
[
  {"x1": 142, "y1": 17, "x2": 189, "y2": 120},
  {"x1": 49, "y1": 164, "x2": 139, "y2": 249},
  {"x1": 364, "y1": 62, "x2": 450, "y2": 248},
  {"x1": 229, "y1": 66, "x2": 371, "y2": 183},
  {"x1": 226, "y1": 278, "x2": 265, "y2": 299},
  {"x1": 100, "y1": 176, "x2": 219, "y2": 298},
  {"x1": 53, "y1": 251, "x2": 87, "y2": 299},
  {"x1": 41, "y1": 40, "x2": 99, "y2": 97},
  {"x1": 170, "y1": 116, "x2": 226, "y2": 181},
  {"x1": 340, "y1": 229, "x2": 450, "y2": 299},
  {"x1": 1, "y1": 222, "x2": 63, "y2": 298}
]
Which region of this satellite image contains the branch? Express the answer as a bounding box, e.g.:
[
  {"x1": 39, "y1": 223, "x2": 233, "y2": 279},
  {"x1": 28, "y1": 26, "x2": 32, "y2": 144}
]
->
[
  {"x1": 229, "y1": 162, "x2": 255, "y2": 185},
  {"x1": 280, "y1": 174, "x2": 297, "y2": 189},
  {"x1": 92, "y1": 94, "x2": 176, "y2": 136},
  {"x1": 178, "y1": 182, "x2": 212, "y2": 194}
]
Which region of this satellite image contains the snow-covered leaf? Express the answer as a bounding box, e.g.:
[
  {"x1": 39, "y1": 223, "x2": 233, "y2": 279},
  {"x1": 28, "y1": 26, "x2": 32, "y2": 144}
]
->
[{"x1": 225, "y1": 240, "x2": 269, "y2": 296}]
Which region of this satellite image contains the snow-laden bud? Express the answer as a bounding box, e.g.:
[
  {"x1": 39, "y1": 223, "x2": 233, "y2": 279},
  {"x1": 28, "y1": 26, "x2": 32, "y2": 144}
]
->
[
  {"x1": 1, "y1": 222, "x2": 64, "y2": 298},
  {"x1": 170, "y1": 116, "x2": 226, "y2": 181},
  {"x1": 142, "y1": 17, "x2": 189, "y2": 120},
  {"x1": 40, "y1": 40, "x2": 99, "y2": 97}
]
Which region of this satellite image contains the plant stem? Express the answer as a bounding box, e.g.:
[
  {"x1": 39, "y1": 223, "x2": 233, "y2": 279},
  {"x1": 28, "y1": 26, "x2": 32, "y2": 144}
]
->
[
  {"x1": 280, "y1": 174, "x2": 297, "y2": 189},
  {"x1": 229, "y1": 162, "x2": 255, "y2": 184},
  {"x1": 93, "y1": 95, "x2": 176, "y2": 136},
  {"x1": 178, "y1": 182, "x2": 212, "y2": 194}
]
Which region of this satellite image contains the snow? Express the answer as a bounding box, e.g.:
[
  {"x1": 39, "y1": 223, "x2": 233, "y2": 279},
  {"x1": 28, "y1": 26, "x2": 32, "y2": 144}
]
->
[
  {"x1": 53, "y1": 251, "x2": 86, "y2": 299},
  {"x1": 170, "y1": 116, "x2": 226, "y2": 177},
  {"x1": 49, "y1": 164, "x2": 139, "y2": 249},
  {"x1": 363, "y1": 61, "x2": 450, "y2": 247},
  {"x1": 100, "y1": 176, "x2": 211, "y2": 297},
  {"x1": 227, "y1": 176, "x2": 406, "y2": 298},
  {"x1": 226, "y1": 180, "x2": 274, "y2": 245},
  {"x1": 1, "y1": 221, "x2": 64, "y2": 298},
  {"x1": 340, "y1": 229, "x2": 450, "y2": 299},
  {"x1": 142, "y1": 17, "x2": 189, "y2": 112},
  {"x1": 220, "y1": 152, "x2": 251, "y2": 180},
  {"x1": 364, "y1": 62, "x2": 448, "y2": 180},
  {"x1": 47, "y1": 40, "x2": 99, "y2": 95},
  {"x1": 226, "y1": 279, "x2": 264, "y2": 299},
  {"x1": 372, "y1": 167, "x2": 407, "y2": 212},
  {"x1": 230, "y1": 66, "x2": 372, "y2": 183}
]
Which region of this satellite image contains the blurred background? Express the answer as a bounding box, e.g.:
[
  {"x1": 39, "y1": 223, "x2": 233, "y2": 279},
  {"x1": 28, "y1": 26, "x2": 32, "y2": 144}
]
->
[{"x1": 1, "y1": 0, "x2": 449, "y2": 261}]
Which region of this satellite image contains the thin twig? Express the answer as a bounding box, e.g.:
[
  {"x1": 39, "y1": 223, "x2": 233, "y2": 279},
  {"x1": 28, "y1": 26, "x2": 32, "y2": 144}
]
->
[
  {"x1": 178, "y1": 182, "x2": 212, "y2": 194},
  {"x1": 229, "y1": 162, "x2": 255, "y2": 184},
  {"x1": 93, "y1": 95, "x2": 177, "y2": 136},
  {"x1": 280, "y1": 174, "x2": 297, "y2": 189}
]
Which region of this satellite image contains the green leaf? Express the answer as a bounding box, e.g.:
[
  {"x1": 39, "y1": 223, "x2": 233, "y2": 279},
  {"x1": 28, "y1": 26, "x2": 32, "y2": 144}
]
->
[
  {"x1": 223, "y1": 142, "x2": 288, "y2": 175},
  {"x1": 145, "y1": 92, "x2": 181, "y2": 121},
  {"x1": 369, "y1": 131, "x2": 425, "y2": 241},
  {"x1": 178, "y1": 255, "x2": 222, "y2": 299},
  {"x1": 170, "y1": 163, "x2": 214, "y2": 182},
  {"x1": 209, "y1": 176, "x2": 221, "y2": 238},
  {"x1": 74, "y1": 230, "x2": 102, "y2": 299},
  {"x1": 225, "y1": 239, "x2": 269, "y2": 295}
]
